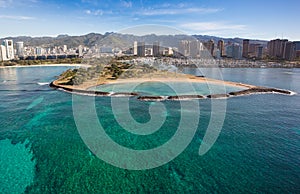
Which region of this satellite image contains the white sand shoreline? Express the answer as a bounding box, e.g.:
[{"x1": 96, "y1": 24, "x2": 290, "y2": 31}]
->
[{"x1": 0, "y1": 64, "x2": 90, "y2": 68}]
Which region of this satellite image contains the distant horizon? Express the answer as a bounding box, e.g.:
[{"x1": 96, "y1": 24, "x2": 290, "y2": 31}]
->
[
  {"x1": 0, "y1": 0, "x2": 299, "y2": 41},
  {"x1": 0, "y1": 31, "x2": 277, "y2": 42}
]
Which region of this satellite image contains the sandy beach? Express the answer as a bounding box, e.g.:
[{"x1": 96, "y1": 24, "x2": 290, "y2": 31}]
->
[{"x1": 52, "y1": 72, "x2": 256, "y2": 92}]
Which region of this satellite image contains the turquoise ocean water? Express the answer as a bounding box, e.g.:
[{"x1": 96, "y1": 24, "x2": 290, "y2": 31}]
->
[
  {"x1": 0, "y1": 66, "x2": 299, "y2": 193},
  {"x1": 89, "y1": 81, "x2": 244, "y2": 96}
]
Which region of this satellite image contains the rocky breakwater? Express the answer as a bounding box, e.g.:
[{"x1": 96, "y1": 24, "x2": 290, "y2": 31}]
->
[
  {"x1": 207, "y1": 94, "x2": 230, "y2": 99},
  {"x1": 137, "y1": 96, "x2": 166, "y2": 101},
  {"x1": 228, "y1": 87, "x2": 292, "y2": 96},
  {"x1": 49, "y1": 81, "x2": 110, "y2": 96},
  {"x1": 167, "y1": 95, "x2": 205, "y2": 100},
  {"x1": 110, "y1": 92, "x2": 139, "y2": 97}
]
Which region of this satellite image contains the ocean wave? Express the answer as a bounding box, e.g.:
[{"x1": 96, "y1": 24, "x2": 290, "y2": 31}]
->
[
  {"x1": 37, "y1": 82, "x2": 50, "y2": 86},
  {"x1": 1, "y1": 80, "x2": 16, "y2": 83}
]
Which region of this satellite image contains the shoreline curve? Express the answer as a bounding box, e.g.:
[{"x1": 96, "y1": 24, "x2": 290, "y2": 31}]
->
[{"x1": 50, "y1": 78, "x2": 295, "y2": 101}]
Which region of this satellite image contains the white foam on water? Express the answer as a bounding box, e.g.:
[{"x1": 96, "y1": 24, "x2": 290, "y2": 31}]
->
[{"x1": 37, "y1": 82, "x2": 50, "y2": 85}]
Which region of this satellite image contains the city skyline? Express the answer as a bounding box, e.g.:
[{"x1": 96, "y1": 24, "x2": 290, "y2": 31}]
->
[{"x1": 0, "y1": 0, "x2": 299, "y2": 40}]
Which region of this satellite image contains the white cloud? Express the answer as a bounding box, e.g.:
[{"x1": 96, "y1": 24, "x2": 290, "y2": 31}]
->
[
  {"x1": 181, "y1": 22, "x2": 246, "y2": 31},
  {"x1": 0, "y1": 0, "x2": 38, "y2": 7},
  {"x1": 179, "y1": 22, "x2": 248, "y2": 38},
  {"x1": 85, "y1": 9, "x2": 103, "y2": 16},
  {"x1": 0, "y1": 15, "x2": 35, "y2": 20},
  {"x1": 140, "y1": 7, "x2": 221, "y2": 16},
  {"x1": 121, "y1": 1, "x2": 132, "y2": 8}
]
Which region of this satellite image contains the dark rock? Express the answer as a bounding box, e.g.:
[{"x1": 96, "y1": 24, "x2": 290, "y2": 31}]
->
[
  {"x1": 167, "y1": 95, "x2": 204, "y2": 100},
  {"x1": 49, "y1": 82, "x2": 110, "y2": 96},
  {"x1": 111, "y1": 92, "x2": 139, "y2": 96},
  {"x1": 207, "y1": 94, "x2": 229, "y2": 98},
  {"x1": 229, "y1": 87, "x2": 291, "y2": 96},
  {"x1": 137, "y1": 96, "x2": 165, "y2": 101}
]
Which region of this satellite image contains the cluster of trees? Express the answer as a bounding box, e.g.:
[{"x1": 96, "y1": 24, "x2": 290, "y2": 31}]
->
[
  {"x1": 58, "y1": 60, "x2": 161, "y2": 86},
  {"x1": 59, "y1": 61, "x2": 134, "y2": 85},
  {"x1": 0, "y1": 58, "x2": 82, "y2": 66},
  {"x1": 121, "y1": 64, "x2": 158, "y2": 78},
  {"x1": 66, "y1": 65, "x2": 104, "y2": 85},
  {"x1": 106, "y1": 63, "x2": 132, "y2": 79}
]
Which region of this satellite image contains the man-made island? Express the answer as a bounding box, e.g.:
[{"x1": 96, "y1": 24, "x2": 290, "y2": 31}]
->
[{"x1": 50, "y1": 60, "x2": 294, "y2": 101}]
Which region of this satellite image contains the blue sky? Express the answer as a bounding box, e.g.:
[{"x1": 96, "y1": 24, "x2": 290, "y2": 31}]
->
[{"x1": 0, "y1": 0, "x2": 299, "y2": 40}]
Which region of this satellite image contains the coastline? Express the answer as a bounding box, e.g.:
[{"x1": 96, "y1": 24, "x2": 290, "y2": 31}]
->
[
  {"x1": 51, "y1": 74, "x2": 256, "y2": 91},
  {"x1": 0, "y1": 64, "x2": 90, "y2": 68},
  {"x1": 50, "y1": 74, "x2": 294, "y2": 100}
]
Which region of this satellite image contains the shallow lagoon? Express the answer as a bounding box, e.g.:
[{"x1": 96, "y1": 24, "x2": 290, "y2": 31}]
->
[{"x1": 89, "y1": 81, "x2": 245, "y2": 96}]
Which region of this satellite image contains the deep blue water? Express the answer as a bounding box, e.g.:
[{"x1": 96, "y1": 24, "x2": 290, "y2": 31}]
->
[{"x1": 0, "y1": 66, "x2": 299, "y2": 193}]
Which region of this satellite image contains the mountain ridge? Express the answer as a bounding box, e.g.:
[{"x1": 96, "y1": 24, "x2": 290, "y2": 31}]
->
[{"x1": 0, "y1": 33, "x2": 268, "y2": 49}]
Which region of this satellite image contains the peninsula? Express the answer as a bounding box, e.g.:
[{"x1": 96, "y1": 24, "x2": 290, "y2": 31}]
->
[{"x1": 50, "y1": 60, "x2": 294, "y2": 100}]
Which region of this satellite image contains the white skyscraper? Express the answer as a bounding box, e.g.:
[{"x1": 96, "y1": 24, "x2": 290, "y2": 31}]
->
[
  {"x1": 0, "y1": 45, "x2": 6, "y2": 61},
  {"x1": 63, "y1": 45, "x2": 67, "y2": 52},
  {"x1": 35, "y1": 47, "x2": 44, "y2": 56},
  {"x1": 2, "y1": 40, "x2": 14, "y2": 60},
  {"x1": 78, "y1": 45, "x2": 83, "y2": 57},
  {"x1": 16, "y1": 42, "x2": 24, "y2": 57},
  {"x1": 179, "y1": 40, "x2": 190, "y2": 57},
  {"x1": 133, "y1": 41, "x2": 138, "y2": 55}
]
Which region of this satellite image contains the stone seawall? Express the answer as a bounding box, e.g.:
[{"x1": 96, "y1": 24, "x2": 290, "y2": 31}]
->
[{"x1": 50, "y1": 81, "x2": 294, "y2": 101}]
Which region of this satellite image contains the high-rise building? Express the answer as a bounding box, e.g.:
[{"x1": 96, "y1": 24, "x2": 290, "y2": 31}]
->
[
  {"x1": 0, "y1": 46, "x2": 2, "y2": 61},
  {"x1": 133, "y1": 41, "x2": 138, "y2": 55},
  {"x1": 16, "y1": 42, "x2": 24, "y2": 57},
  {"x1": 233, "y1": 44, "x2": 242, "y2": 59},
  {"x1": 153, "y1": 41, "x2": 160, "y2": 57},
  {"x1": 226, "y1": 45, "x2": 233, "y2": 58},
  {"x1": 2, "y1": 39, "x2": 14, "y2": 60},
  {"x1": 248, "y1": 43, "x2": 260, "y2": 56},
  {"x1": 63, "y1": 45, "x2": 68, "y2": 53},
  {"x1": 226, "y1": 44, "x2": 242, "y2": 59},
  {"x1": 270, "y1": 39, "x2": 287, "y2": 58},
  {"x1": 205, "y1": 39, "x2": 214, "y2": 56},
  {"x1": 257, "y1": 46, "x2": 264, "y2": 59},
  {"x1": 217, "y1": 40, "x2": 225, "y2": 57},
  {"x1": 294, "y1": 41, "x2": 300, "y2": 50},
  {"x1": 267, "y1": 39, "x2": 294, "y2": 60},
  {"x1": 189, "y1": 40, "x2": 198, "y2": 58},
  {"x1": 178, "y1": 40, "x2": 204, "y2": 58},
  {"x1": 0, "y1": 45, "x2": 7, "y2": 61},
  {"x1": 35, "y1": 47, "x2": 43, "y2": 56},
  {"x1": 242, "y1": 39, "x2": 249, "y2": 58},
  {"x1": 179, "y1": 40, "x2": 190, "y2": 57},
  {"x1": 214, "y1": 49, "x2": 221, "y2": 59},
  {"x1": 294, "y1": 41, "x2": 300, "y2": 58},
  {"x1": 78, "y1": 45, "x2": 83, "y2": 57},
  {"x1": 137, "y1": 42, "x2": 145, "y2": 57},
  {"x1": 283, "y1": 41, "x2": 296, "y2": 61}
]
